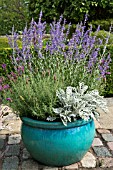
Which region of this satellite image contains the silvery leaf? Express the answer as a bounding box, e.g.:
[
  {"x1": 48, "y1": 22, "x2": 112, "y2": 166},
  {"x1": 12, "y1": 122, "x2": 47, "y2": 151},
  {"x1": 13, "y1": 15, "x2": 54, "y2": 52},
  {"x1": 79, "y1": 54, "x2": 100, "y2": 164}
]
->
[
  {"x1": 79, "y1": 82, "x2": 88, "y2": 95},
  {"x1": 56, "y1": 88, "x2": 65, "y2": 98},
  {"x1": 93, "y1": 111, "x2": 100, "y2": 118},
  {"x1": 60, "y1": 114, "x2": 68, "y2": 126},
  {"x1": 46, "y1": 116, "x2": 56, "y2": 121},
  {"x1": 69, "y1": 113, "x2": 77, "y2": 117},
  {"x1": 67, "y1": 116, "x2": 71, "y2": 122},
  {"x1": 53, "y1": 108, "x2": 63, "y2": 114},
  {"x1": 64, "y1": 110, "x2": 72, "y2": 115},
  {"x1": 89, "y1": 90, "x2": 99, "y2": 96},
  {"x1": 66, "y1": 86, "x2": 73, "y2": 100},
  {"x1": 54, "y1": 82, "x2": 108, "y2": 125}
]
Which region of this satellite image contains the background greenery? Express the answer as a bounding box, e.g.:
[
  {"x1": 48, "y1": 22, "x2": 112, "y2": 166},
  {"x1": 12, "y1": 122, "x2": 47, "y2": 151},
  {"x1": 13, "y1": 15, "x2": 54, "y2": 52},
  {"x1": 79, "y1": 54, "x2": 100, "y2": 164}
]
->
[
  {"x1": 28, "y1": 0, "x2": 113, "y2": 31},
  {"x1": 0, "y1": 0, "x2": 113, "y2": 35},
  {"x1": 0, "y1": 0, "x2": 29, "y2": 35},
  {"x1": 0, "y1": 48, "x2": 13, "y2": 77}
]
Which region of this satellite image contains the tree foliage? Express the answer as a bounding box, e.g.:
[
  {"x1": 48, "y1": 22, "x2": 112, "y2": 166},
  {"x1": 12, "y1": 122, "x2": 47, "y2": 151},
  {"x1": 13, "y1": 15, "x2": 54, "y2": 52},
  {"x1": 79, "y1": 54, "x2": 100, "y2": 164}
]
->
[
  {"x1": 28, "y1": 0, "x2": 113, "y2": 24},
  {"x1": 0, "y1": 0, "x2": 29, "y2": 35}
]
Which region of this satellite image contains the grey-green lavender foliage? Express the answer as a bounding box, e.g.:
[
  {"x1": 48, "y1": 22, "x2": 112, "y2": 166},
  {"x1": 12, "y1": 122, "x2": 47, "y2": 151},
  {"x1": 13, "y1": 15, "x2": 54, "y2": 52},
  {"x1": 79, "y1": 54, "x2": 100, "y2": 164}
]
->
[{"x1": 2, "y1": 72, "x2": 65, "y2": 119}]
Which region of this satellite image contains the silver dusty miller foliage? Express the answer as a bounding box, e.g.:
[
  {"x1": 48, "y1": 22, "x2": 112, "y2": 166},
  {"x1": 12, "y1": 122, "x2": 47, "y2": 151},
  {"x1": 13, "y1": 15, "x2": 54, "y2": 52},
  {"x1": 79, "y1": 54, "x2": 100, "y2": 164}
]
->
[{"x1": 50, "y1": 82, "x2": 108, "y2": 126}]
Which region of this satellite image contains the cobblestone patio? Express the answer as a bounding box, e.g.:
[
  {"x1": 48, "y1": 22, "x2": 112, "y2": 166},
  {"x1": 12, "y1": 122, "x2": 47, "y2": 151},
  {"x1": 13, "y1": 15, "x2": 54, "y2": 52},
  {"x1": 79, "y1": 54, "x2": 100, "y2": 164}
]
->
[
  {"x1": 0, "y1": 98, "x2": 113, "y2": 170},
  {"x1": 0, "y1": 126, "x2": 113, "y2": 169}
]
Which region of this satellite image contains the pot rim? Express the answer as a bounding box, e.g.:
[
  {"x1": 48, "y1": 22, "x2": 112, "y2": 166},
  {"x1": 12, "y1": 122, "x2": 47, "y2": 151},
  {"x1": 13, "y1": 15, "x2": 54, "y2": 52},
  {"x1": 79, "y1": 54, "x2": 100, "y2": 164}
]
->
[{"x1": 21, "y1": 117, "x2": 93, "y2": 129}]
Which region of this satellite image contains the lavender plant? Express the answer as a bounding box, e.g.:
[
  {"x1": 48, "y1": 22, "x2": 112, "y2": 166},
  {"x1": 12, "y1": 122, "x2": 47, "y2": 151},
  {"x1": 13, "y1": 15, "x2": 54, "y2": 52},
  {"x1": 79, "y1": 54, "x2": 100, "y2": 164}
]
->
[{"x1": 1, "y1": 12, "x2": 111, "y2": 125}]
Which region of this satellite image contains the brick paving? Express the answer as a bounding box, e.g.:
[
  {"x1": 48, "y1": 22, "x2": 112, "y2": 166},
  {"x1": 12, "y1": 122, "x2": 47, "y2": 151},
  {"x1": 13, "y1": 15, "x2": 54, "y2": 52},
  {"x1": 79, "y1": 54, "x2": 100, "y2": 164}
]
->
[
  {"x1": 0, "y1": 99, "x2": 113, "y2": 170},
  {"x1": 0, "y1": 128, "x2": 113, "y2": 170}
]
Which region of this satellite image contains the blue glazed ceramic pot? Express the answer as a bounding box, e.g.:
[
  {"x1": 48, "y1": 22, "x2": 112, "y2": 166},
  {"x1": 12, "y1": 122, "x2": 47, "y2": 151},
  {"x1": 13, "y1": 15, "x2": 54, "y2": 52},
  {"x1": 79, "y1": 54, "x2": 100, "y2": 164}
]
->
[{"x1": 21, "y1": 117, "x2": 95, "y2": 166}]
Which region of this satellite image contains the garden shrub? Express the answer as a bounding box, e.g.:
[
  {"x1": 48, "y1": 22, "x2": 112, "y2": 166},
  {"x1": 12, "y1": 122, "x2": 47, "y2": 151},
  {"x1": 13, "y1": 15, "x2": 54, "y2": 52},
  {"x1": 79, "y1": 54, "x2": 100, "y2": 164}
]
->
[
  {"x1": 0, "y1": 0, "x2": 28, "y2": 35},
  {"x1": 28, "y1": 0, "x2": 113, "y2": 26},
  {"x1": 92, "y1": 31, "x2": 113, "y2": 45},
  {"x1": 0, "y1": 36, "x2": 22, "y2": 49},
  {"x1": 90, "y1": 19, "x2": 113, "y2": 31},
  {"x1": 0, "y1": 37, "x2": 10, "y2": 49},
  {"x1": 103, "y1": 45, "x2": 113, "y2": 97}
]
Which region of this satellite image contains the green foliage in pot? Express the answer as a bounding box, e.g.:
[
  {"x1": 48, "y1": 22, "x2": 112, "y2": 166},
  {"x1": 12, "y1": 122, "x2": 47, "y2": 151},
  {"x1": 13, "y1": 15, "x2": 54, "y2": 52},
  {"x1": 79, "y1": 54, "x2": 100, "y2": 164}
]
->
[{"x1": 1, "y1": 13, "x2": 111, "y2": 125}]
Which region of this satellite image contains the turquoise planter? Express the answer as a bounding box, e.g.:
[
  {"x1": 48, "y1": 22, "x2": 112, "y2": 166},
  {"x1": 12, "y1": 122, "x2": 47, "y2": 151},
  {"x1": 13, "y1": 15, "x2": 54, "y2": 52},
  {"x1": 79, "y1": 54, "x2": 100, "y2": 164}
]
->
[{"x1": 21, "y1": 117, "x2": 95, "y2": 166}]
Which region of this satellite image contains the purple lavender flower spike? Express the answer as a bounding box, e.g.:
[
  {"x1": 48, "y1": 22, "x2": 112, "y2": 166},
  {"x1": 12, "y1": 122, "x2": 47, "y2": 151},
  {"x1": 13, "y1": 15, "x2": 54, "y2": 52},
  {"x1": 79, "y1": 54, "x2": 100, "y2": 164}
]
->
[
  {"x1": 2, "y1": 64, "x2": 6, "y2": 70},
  {"x1": 3, "y1": 84, "x2": 10, "y2": 90},
  {"x1": 6, "y1": 98, "x2": 12, "y2": 102},
  {"x1": 0, "y1": 77, "x2": 3, "y2": 84},
  {"x1": 7, "y1": 12, "x2": 111, "y2": 84},
  {"x1": 98, "y1": 53, "x2": 111, "y2": 78},
  {"x1": 17, "y1": 65, "x2": 25, "y2": 75},
  {"x1": 0, "y1": 85, "x2": 3, "y2": 91},
  {"x1": 11, "y1": 72, "x2": 17, "y2": 79},
  {"x1": 48, "y1": 16, "x2": 67, "y2": 55}
]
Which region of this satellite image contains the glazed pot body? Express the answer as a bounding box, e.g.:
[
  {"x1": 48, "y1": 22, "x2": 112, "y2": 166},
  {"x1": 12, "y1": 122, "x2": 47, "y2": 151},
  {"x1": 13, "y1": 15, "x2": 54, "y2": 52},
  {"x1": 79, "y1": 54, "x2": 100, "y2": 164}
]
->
[{"x1": 21, "y1": 117, "x2": 95, "y2": 166}]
